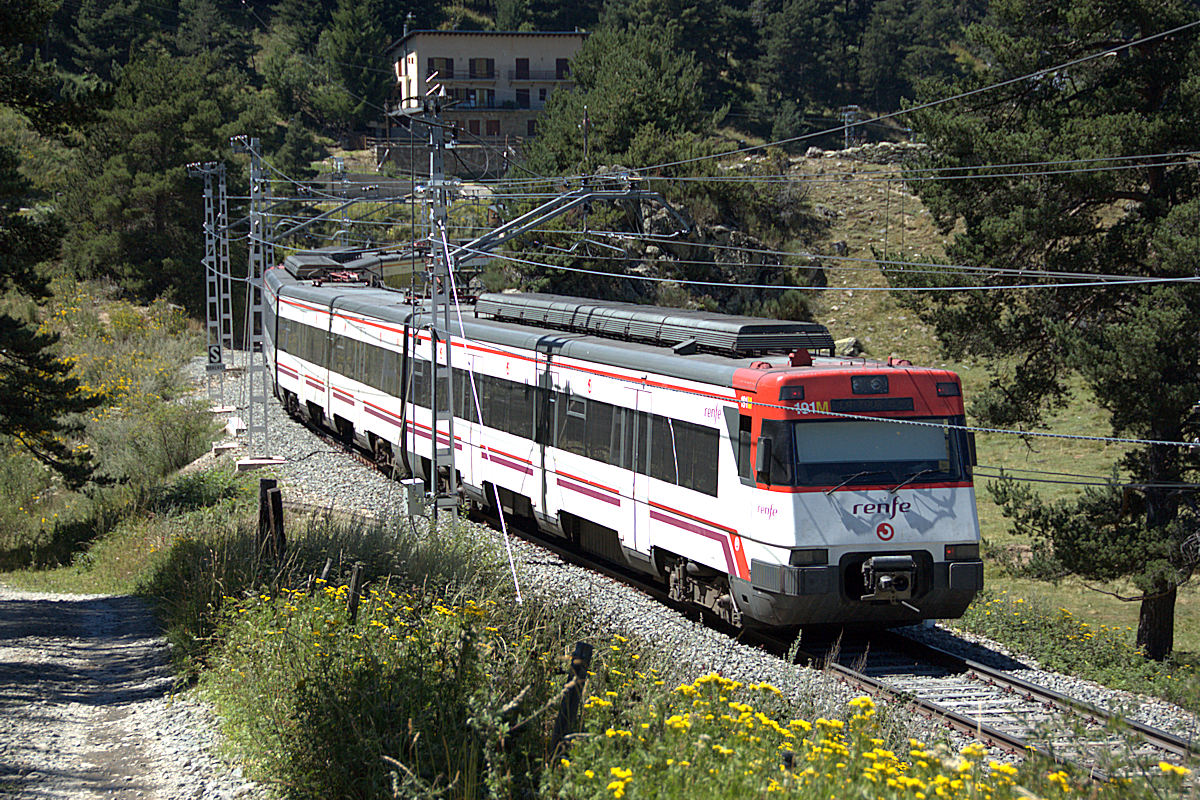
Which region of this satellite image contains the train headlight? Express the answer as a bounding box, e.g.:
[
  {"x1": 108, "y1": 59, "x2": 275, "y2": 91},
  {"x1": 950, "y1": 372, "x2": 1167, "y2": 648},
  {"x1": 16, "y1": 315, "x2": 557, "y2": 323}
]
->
[
  {"x1": 851, "y1": 375, "x2": 889, "y2": 394},
  {"x1": 789, "y1": 548, "x2": 828, "y2": 567},
  {"x1": 944, "y1": 543, "x2": 980, "y2": 561}
]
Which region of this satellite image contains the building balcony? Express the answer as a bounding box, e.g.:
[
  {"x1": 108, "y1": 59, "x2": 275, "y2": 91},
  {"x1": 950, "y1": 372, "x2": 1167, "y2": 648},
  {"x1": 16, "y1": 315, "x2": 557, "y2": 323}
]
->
[
  {"x1": 507, "y1": 69, "x2": 572, "y2": 82},
  {"x1": 430, "y1": 72, "x2": 497, "y2": 82}
]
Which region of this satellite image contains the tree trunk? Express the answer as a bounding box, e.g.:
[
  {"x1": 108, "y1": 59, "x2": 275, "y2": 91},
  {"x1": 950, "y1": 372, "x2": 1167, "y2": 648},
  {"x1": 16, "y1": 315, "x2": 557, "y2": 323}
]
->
[
  {"x1": 1137, "y1": 438, "x2": 1180, "y2": 662},
  {"x1": 1136, "y1": 582, "x2": 1176, "y2": 661}
]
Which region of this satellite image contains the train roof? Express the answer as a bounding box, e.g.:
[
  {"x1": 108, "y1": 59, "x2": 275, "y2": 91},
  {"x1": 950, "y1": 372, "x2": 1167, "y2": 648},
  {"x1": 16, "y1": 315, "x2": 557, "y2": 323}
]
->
[
  {"x1": 475, "y1": 292, "x2": 834, "y2": 356},
  {"x1": 266, "y1": 266, "x2": 928, "y2": 389}
]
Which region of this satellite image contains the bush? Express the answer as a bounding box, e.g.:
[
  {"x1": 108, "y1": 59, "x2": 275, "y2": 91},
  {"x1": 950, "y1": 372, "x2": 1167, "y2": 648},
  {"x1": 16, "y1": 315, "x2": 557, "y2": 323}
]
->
[
  {"x1": 141, "y1": 510, "x2": 587, "y2": 797},
  {"x1": 89, "y1": 399, "x2": 217, "y2": 485}
]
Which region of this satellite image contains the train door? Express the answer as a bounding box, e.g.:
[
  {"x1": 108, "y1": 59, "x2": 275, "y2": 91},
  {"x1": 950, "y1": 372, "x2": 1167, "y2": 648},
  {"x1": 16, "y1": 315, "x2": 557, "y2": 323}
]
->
[
  {"x1": 536, "y1": 353, "x2": 554, "y2": 520},
  {"x1": 457, "y1": 353, "x2": 478, "y2": 490},
  {"x1": 325, "y1": 306, "x2": 338, "y2": 417},
  {"x1": 627, "y1": 387, "x2": 651, "y2": 554}
]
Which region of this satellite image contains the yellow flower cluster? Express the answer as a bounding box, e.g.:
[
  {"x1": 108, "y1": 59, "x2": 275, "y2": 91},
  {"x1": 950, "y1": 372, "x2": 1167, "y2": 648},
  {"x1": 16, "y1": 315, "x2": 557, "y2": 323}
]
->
[{"x1": 557, "y1": 661, "x2": 1165, "y2": 800}]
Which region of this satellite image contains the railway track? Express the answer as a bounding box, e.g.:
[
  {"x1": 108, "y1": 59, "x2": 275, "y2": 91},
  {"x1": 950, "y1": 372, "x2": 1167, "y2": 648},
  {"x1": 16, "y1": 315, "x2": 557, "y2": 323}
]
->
[
  {"x1": 787, "y1": 629, "x2": 1199, "y2": 782},
  {"x1": 283, "y1": 413, "x2": 1200, "y2": 784}
]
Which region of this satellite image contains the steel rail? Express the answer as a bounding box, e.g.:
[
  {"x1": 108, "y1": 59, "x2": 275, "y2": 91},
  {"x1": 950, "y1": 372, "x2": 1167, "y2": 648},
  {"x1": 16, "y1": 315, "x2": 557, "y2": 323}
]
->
[{"x1": 874, "y1": 631, "x2": 1200, "y2": 762}]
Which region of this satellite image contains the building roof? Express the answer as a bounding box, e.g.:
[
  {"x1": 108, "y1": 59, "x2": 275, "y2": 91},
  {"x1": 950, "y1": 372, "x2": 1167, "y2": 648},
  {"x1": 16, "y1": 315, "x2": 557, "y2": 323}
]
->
[{"x1": 385, "y1": 28, "x2": 587, "y2": 55}]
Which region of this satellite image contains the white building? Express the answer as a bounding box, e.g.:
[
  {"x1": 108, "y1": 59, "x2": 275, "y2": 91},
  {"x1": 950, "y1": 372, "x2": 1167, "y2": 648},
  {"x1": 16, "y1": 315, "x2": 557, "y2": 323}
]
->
[{"x1": 386, "y1": 29, "x2": 588, "y2": 141}]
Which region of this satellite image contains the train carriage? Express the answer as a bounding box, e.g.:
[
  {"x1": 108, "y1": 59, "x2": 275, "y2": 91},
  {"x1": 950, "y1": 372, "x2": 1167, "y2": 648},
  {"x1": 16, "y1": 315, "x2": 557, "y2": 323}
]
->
[{"x1": 264, "y1": 255, "x2": 983, "y2": 629}]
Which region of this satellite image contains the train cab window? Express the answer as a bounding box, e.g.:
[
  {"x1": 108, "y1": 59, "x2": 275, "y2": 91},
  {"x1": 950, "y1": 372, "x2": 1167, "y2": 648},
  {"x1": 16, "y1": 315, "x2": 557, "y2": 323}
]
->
[
  {"x1": 759, "y1": 419, "x2": 796, "y2": 485},
  {"x1": 737, "y1": 415, "x2": 753, "y2": 483}
]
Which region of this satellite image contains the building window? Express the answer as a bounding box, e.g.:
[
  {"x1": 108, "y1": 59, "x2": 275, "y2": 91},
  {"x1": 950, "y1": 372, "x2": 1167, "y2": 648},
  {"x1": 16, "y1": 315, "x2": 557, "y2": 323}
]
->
[
  {"x1": 527, "y1": 119, "x2": 536, "y2": 137},
  {"x1": 486, "y1": 119, "x2": 500, "y2": 136},
  {"x1": 514, "y1": 58, "x2": 529, "y2": 79},
  {"x1": 468, "y1": 120, "x2": 480, "y2": 135},
  {"x1": 427, "y1": 57, "x2": 453, "y2": 79},
  {"x1": 469, "y1": 58, "x2": 494, "y2": 79},
  {"x1": 556, "y1": 58, "x2": 570, "y2": 79},
  {"x1": 538, "y1": 88, "x2": 547, "y2": 102},
  {"x1": 516, "y1": 89, "x2": 530, "y2": 108},
  {"x1": 481, "y1": 88, "x2": 495, "y2": 107}
]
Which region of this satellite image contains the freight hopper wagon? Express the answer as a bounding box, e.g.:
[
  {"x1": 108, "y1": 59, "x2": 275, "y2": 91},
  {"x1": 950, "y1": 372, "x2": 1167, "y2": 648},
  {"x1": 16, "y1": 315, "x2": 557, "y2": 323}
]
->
[{"x1": 264, "y1": 255, "x2": 983, "y2": 629}]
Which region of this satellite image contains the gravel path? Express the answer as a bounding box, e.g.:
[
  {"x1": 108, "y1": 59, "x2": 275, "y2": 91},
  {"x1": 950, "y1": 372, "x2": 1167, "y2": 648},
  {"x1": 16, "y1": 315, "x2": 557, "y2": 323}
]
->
[{"x1": 0, "y1": 586, "x2": 268, "y2": 800}]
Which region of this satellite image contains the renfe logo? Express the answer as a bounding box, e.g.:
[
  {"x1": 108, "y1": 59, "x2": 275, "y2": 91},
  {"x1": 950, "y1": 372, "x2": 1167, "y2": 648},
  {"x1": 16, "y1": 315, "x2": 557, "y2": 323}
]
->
[
  {"x1": 757, "y1": 504, "x2": 779, "y2": 519},
  {"x1": 853, "y1": 497, "x2": 911, "y2": 519}
]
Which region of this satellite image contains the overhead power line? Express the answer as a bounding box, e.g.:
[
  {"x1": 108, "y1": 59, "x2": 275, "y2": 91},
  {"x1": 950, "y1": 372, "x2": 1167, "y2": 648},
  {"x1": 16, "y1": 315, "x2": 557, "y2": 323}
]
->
[
  {"x1": 465, "y1": 246, "x2": 1200, "y2": 293},
  {"x1": 628, "y1": 18, "x2": 1200, "y2": 174}
]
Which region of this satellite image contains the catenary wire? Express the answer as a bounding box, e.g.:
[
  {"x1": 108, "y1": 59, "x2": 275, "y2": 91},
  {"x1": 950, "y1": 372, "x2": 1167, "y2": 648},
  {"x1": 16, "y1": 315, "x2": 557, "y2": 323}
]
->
[
  {"x1": 626, "y1": 18, "x2": 1200, "y2": 174},
  {"x1": 463, "y1": 246, "x2": 1200, "y2": 292}
]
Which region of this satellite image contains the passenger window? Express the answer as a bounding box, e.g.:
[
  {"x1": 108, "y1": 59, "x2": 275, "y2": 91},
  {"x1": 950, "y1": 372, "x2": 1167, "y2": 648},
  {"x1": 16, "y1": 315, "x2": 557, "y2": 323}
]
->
[{"x1": 585, "y1": 401, "x2": 614, "y2": 464}]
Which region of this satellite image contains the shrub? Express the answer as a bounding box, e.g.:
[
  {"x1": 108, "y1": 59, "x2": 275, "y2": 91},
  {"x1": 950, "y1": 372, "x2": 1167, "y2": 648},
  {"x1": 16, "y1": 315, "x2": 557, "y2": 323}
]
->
[
  {"x1": 89, "y1": 398, "x2": 217, "y2": 485},
  {"x1": 141, "y1": 510, "x2": 587, "y2": 798}
]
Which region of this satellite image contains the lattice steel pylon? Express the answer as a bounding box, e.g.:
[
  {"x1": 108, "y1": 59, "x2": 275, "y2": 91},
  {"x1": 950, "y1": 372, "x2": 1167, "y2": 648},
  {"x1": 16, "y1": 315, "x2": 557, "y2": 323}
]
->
[
  {"x1": 231, "y1": 136, "x2": 277, "y2": 462},
  {"x1": 189, "y1": 161, "x2": 235, "y2": 412},
  {"x1": 426, "y1": 114, "x2": 459, "y2": 518}
]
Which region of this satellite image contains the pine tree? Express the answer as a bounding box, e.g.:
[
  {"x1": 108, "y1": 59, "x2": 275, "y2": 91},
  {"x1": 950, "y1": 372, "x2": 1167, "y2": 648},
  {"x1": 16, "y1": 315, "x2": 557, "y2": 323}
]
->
[
  {"x1": 857, "y1": 0, "x2": 966, "y2": 111},
  {"x1": 66, "y1": 0, "x2": 160, "y2": 82},
  {"x1": 601, "y1": 0, "x2": 753, "y2": 109},
  {"x1": 63, "y1": 48, "x2": 272, "y2": 311},
  {"x1": 526, "y1": 27, "x2": 712, "y2": 174},
  {"x1": 0, "y1": 0, "x2": 97, "y2": 486},
  {"x1": 274, "y1": 116, "x2": 325, "y2": 179},
  {"x1": 314, "y1": 0, "x2": 392, "y2": 132},
  {"x1": 893, "y1": 0, "x2": 1200, "y2": 659}
]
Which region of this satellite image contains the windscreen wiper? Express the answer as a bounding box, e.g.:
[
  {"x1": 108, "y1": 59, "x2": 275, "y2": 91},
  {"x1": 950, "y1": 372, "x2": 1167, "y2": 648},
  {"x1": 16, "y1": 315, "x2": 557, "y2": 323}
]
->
[
  {"x1": 824, "y1": 470, "x2": 893, "y2": 496},
  {"x1": 889, "y1": 468, "x2": 939, "y2": 494}
]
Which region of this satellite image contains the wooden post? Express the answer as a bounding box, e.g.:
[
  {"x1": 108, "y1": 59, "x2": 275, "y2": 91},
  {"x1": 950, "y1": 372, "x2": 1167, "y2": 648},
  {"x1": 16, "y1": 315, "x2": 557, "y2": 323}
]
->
[
  {"x1": 347, "y1": 562, "x2": 363, "y2": 624},
  {"x1": 266, "y1": 487, "x2": 285, "y2": 560},
  {"x1": 309, "y1": 557, "x2": 333, "y2": 595},
  {"x1": 257, "y1": 478, "x2": 277, "y2": 557},
  {"x1": 549, "y1": 641, "x2": 594, "y2": 763}
]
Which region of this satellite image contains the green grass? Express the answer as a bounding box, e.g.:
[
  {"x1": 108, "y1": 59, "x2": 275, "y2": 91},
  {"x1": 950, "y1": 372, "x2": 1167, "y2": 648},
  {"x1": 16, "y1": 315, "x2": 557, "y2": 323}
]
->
[
  {"x1": 950, "y1": 588, "x2": 1200, "y2": 716},
  {"x1": 545, "y1": 642, "x2": 1188, "y2": 800},
  {"x1": 1, "y1": 468, "x2": 255, "y2": 596}
]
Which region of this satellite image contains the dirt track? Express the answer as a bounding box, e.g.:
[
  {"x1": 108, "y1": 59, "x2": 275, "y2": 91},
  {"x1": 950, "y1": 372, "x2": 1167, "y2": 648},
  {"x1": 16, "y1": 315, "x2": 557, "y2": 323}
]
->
[{"x1": 0, "y1": 586, "x2": 265, "y2": 800}]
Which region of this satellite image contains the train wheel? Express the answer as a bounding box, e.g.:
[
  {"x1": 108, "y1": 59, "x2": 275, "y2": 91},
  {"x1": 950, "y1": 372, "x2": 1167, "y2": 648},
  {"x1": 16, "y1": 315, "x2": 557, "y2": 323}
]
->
[{"x1": 372, "y1": 437, "x2": 394, "y2": 472}]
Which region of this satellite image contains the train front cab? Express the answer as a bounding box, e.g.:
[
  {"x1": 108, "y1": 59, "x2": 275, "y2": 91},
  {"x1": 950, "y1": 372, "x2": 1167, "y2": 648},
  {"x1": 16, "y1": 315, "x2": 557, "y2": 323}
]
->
[{"x1": 727, "y1": 366, "x2": 984, "y2": 628}]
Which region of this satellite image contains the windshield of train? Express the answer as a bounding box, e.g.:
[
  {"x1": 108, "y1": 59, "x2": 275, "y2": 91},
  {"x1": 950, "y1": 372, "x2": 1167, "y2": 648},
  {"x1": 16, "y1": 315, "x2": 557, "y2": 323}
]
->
[{"x1": 760, "y1": 417, "x2": 970, "y2": 488}]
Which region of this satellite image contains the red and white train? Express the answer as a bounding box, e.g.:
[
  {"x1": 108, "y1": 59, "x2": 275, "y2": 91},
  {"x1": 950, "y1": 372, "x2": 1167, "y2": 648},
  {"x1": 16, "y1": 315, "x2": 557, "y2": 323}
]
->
[{"x1": 264, "y1": 253, "x2": 983, "y2": 628}]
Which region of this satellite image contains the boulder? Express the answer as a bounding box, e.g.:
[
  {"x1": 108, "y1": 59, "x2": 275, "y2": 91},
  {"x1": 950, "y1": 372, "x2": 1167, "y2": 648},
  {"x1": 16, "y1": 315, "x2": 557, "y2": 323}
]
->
[{"x1": 835, "y1": 337, "x2": 864, "y2": 356}]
